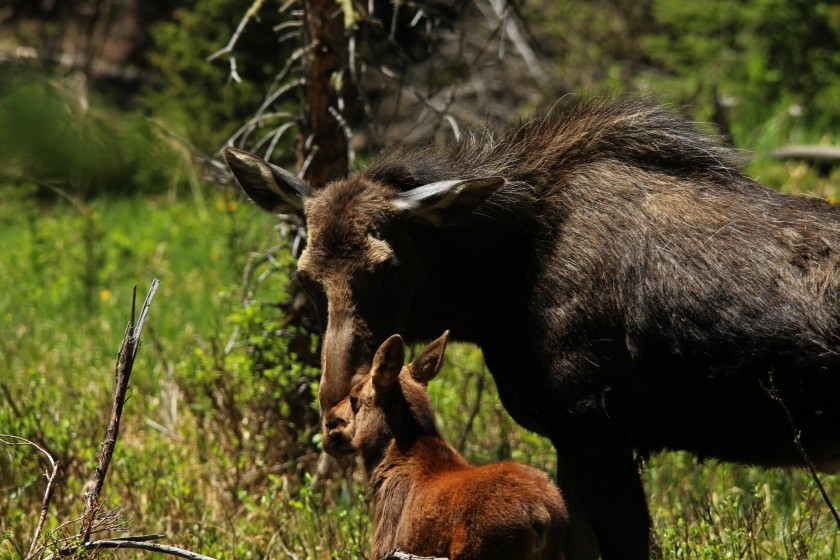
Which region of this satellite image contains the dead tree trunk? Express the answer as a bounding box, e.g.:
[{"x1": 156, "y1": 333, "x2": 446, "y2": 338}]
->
[{"x1": 299, "y1": 0, "x2": 349, "y2": 187}]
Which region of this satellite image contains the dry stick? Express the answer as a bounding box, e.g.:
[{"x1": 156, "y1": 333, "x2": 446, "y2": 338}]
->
[
  {"x1": 382, "y1": 551, "x2": 448, "y2": 560},
  {"x1": 0, "y1": 435, "x2": 61, "y2": 560},
  {"x1": 763, "y1": 372, "x2": 840, "y2": 528},
  {"x1": 79, "y1": 279, "x2": 160, "y2": 542},
  {"x1": 47, "y1": 539, "x2": 217, "y2": 560},
  {"x1": 29, "y1": 461, "x2": 61, "y2": 559},
  {"x1": 206, "y1": 0, "x2": 265, "y2": 82}
]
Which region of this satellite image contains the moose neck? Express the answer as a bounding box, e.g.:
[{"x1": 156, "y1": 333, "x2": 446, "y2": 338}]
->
[{"x1": 407, "y1": 215, "x2": 538, "y2": 345}]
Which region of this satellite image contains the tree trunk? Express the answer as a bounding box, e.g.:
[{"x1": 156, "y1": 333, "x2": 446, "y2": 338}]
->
[{"x1": 300, "y1": 0, "x2": 349, "y2": 188}]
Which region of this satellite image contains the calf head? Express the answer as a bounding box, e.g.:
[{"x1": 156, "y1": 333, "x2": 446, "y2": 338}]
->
[
  {"x1": 323, "y1": 331, "x2": 450, "y2": 458},
  {"x1": 223, "y1": 148, "x2": 503, "y2": 432}
]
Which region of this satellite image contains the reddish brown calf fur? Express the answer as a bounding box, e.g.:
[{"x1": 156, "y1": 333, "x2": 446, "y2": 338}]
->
[{"x1": 325, "y1": 332, "x2": 567, "y2": 560}]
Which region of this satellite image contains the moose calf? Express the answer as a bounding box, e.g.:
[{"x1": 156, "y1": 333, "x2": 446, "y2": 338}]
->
[{"x1": 324, "y1": 331, "x2": 567, "y2": 560}]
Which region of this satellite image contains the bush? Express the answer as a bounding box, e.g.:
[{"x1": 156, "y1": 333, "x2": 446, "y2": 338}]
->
[{"x1": 0, "y1": 70, "x2": 183, "y2": 199}]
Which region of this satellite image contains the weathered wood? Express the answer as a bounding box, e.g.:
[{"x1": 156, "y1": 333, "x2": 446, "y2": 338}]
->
[
  {"x1": 300, "y1": 0, "x2": 349, "y2": 187},
  {"x1": 382, "y1": 551, "x2": 449, "y2": 560},
  {"x1": 45, "y1": 538, "x2": 218, "y2": 560},
  {"x1": 80, "y1": 279, "x2": 160, "y2": 541},
  {"x1": 773, "y1": 145, "x2": 840, "y2": 163}
]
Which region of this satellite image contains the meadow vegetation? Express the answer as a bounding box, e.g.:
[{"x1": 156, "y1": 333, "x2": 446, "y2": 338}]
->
[{"x1": 1, "y1": 167, "x2": 838, "y2": 559}]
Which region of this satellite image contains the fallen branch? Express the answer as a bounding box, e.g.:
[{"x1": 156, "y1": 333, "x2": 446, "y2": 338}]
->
[
  {"x1": 763, "y1": 372, "x2": 840, "y2": 529},
  {"x1": 382, "y1": 551, "x2": 449, "y2": 560},
  {"x1": 80, "y1": 279, "x2": 160, "y2": 541},
  {"x1": 773, "y1": 145, "x2": 840, "y2": 163},
  {"x1": 45, "y1": 538, "x2": 217, "y2": 560}
]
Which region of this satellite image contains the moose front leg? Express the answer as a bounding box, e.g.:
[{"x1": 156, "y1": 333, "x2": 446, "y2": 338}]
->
[
  {"x1": 556, "y1": 452, "x2": 600, "y2": 560},
  {"x1": 555, "y1": 422, "x2": 650, "y2": 560}
]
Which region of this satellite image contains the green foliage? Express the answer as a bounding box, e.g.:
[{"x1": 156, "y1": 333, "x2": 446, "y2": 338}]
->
[
  {"x1": 176, "y1": 259, "x2": 322, "y2": 493},
  {"x1": 643, "y1": 0, "x2": 840, "y2": 143},
  {"x1": 0, "y1": 190, "x2": 372, "y2": 559},
  {"x1": 0, "y1": 70, "x2": 183, "y2": 199},
  {"x1": 646, "y1": 452, "x2": 839, "y2": 559}
]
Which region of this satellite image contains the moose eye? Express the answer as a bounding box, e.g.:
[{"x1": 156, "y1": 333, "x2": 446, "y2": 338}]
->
[
  {"x1": 293, "y1": 269, "x2": 319, "y2": 294},
  {"x1": 377, "y1": 257, "x2": 401, "y2": 282}
]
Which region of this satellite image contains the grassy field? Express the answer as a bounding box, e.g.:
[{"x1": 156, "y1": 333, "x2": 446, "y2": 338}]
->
[{"x1": 1, "y1": 174, "x2": 838, "y2": 559}]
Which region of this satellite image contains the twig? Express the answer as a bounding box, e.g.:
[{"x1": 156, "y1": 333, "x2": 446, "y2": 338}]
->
[
  {"x1": 382, "y1": 551, "x2": 448, "y2": 560},
  {"x1": 207, "y1": 0, "x2": 265, "y2": 63},
  {"x1": 79, "y1": 279, "x2": 161, "y2": 542},
  {"x1": 0, "y1": 435, "x2": 61, "y2": 559},
  {"x1": 44, "y1": 538, "x2": 218, "y2": 560},
  {"x1": 762, "y1": 372, "x2": 840, "y2": 528}
]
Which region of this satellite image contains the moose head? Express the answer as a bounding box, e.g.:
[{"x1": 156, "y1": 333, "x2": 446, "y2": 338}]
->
[{"x1": 223, "y1": 148, "x2": 505, "y2": 435}]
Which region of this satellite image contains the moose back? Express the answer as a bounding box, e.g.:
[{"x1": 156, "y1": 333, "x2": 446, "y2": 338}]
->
[{"x1": 224, "y1": 98, "x2": 840, "y2": 559}]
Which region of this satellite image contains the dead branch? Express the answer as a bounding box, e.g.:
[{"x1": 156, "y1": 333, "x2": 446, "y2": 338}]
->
[
  {"x1": 773, "y1": 145, "x2": 840, "y2": 163},
  {"x1": 382, "y1": 551, "x2": 448, "y2": 560},
  {"x1": 763, "y1": 372, "x2": 840, "y2": 528},
  {"x1": 0, "y1": 435, "x2": 61, "y2": 560},
  {"x1": 80, "y1": 279, "x2": 160, "y2": 542},
  {"x1": 476, "y1": 0, "x2": 548, "y2": 88},
  {"x1": 44, "y1": 538, "x2": 218, "y2": 560},
  {"x1": 207, "y1": 0, "x2": 267, "y2": 84}
]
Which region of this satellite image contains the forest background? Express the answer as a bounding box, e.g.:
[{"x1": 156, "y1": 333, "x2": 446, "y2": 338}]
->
[{"x1": 1, "y1": 1, "x2": 839, "y2": 558}]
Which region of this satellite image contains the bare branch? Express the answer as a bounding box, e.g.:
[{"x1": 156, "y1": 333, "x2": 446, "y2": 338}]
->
[
  {"x1": 478, "y1": 0, "x2": 548, "y2": 88},
  {"x1": 45, "y1": 538, "x2": 219, "y2": 560},
  {"x1": 80, "y1": 279, "x2": 161, "y2": 542},
  {"x1": 0, "y1": 435, "x2": 61, "y2": 559},
  {"x1": 207, "y1": 0, "x2": 265, "y2": 63},
  {"x1": 28, "y1": 460, "x2": 61, "y2": 559},
  {"x1": 381, "y1": 551, "x2": 449, "y2": 560}
]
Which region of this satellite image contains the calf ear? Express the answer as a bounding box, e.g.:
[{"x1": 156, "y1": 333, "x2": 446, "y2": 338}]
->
[
  {"x1": 371, "y1": 334, "x2": 406, "y2": 398},
  {"x1": 223, "y1": 147, "x2": 310, "y2": 216},
  {"x1": 409, "y1": 330, "x2": 449, "y2": 385},
  {"x1": 394, "y1": 177, "x2": 505, "y2": 226}
]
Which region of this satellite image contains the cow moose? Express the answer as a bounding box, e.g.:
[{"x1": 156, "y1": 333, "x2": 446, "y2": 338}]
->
[
  {"x1": 324, "y1": 330, "x2": 568, "y2": 560},
  {"x1": 224, "y1": 98, "x2": 840, "y2": 559}
]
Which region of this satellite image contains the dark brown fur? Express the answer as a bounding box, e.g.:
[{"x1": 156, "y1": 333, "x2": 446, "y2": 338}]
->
[
  {"x1": 325, "y1": 332, "x2": 567, "y2": 560},
  {"x1": 225, "y1": 98, "x2": 840, "y2": 559}
]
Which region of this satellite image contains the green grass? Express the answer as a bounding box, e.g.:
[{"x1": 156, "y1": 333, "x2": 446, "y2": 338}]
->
[{"x1": 1, "y1": 184, "x2": 838, "y2": 559}]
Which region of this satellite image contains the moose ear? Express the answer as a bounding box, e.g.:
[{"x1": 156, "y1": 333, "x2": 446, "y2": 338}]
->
[
  {"x1": 409, "y1": 330, "x2": 449, "y2": 385},
  {"x1": 371, "y1": 334, "x2": 406, "y2": 398},
  {"x1": 223, "y1": 147, "x2": 310, "y2": 216},
  {"x1": 394, "y1": 177, "x2": 505, "y2": 226}
]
